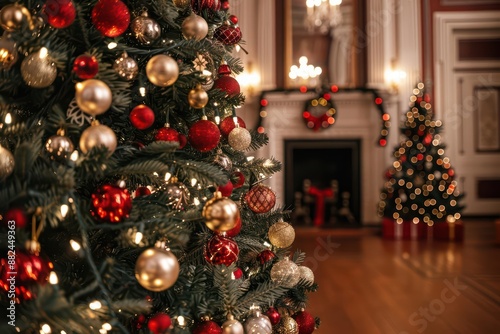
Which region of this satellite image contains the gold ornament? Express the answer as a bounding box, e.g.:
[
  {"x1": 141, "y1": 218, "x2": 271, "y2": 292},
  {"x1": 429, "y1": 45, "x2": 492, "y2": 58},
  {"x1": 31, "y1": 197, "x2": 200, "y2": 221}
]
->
[
  {"x1": 146, "y1": 54, "x2": 179, "y2": 87},
  {"x1": 275, "y1": 315, "x2": 299, "y2": 334},
  {"x1": 203, "y1": 192, "x2": 240, "y2": 232},
  {"x1": 0, "y1": 144, "x2": 15, "y2": 180},
  {"x1": 222, "y1": 315, "x2": 244, "y2": 334},
  {"x1": 75, "y1": 79, "x2": 112, "y2": 116},
  {"x1": 135, "y1": 247, "x2": 179, "y2": 291},
  {"x1": 188, "y1": 84, "x2": 209, "y2": 109},
  {"x1": 181, "y1": 13, "x2": 208, "y2": 41},
  {"x1": 228, "y1": 127, "x2": 251, "y2": 151},
  {"x1": 298, "y1": 266, "x2": 315, "y2": 285},
  {"x1": 0, "y1": 4, "x2": 33, "y2": 31},
  {"x1": 79, "y1": 121, "x2": 117, "y2": 157},
  {"x1": 172, "y1": 0, "x2": 190, "y2": 8},
  {"x1": 131, "y1": 12, "x2": 161, "y2": 45},
  {"x1": 21, "y1": 48, "x2": 57, "y2": 88},
  {"x1": 268, "y1": 221, "x2": 295, "y2": 248},
  {"x1": 0, "y1": 35, "x2": 18, "y2": 70},
  {"x1": 45, "y1": 129, "x2": 74, "y2": 161},
  {"x1": 270, "y1": 257, "x2": 300, "y2": 288},
  {"x1": 114, "y1": 52, "x2": 138, "y2": 81}
]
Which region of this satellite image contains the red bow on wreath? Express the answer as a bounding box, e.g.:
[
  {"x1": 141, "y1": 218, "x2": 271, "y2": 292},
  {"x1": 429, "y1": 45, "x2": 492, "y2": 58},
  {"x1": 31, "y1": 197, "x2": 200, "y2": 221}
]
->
[{"x1": 307, "y1": 186, "x2": 334, "y2": 227}]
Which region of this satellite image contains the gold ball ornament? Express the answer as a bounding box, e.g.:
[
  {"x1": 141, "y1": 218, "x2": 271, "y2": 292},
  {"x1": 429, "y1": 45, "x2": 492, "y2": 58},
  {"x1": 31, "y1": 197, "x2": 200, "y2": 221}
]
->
[
  {"x1": 131, "y1": 12, "x2": 161, "y2": 45},
  {"x1": 181, "y1": 13, "x2": 208, "y2": 41},
  {"x1": 298, "y1": 266, "x2": 315, "y2": 285},
  {"x1": 203, "y1": 192, "x2": 240, "y2": 232},
  {"x1": 0, "y1": 4, "x2": 33, "y2": 31},
  {"x1": 75, "y1": 79, "x2": 113, "y2": 116},
  {"x1": 172, "y1": 0, "x2": 190, "y2": 8},
  {"x1": 79, "y1": 121, "x2": 117, "y2": 157},
  {"x1": 188, "y1": 84, "x2": 209, "y2": 109},
  {"x1": 268, "y1": 221, "x2": 295, "y2": 248},
  {"x1": 45, "y1": 130, "x2": 74, "y2": 161},
  {"x1": 222, "y1": 315, "x2": 244, "y2": 334},
  {"x1": 0, "y1": 35, "x2": 18, "y2": 70},
  {"x1": 270, "y1": 257, "x2": 300, "y2": 288},
  {"x1": 135, "y1": 247, "x2": 180, "y2": 291},
  {"x1": 0, "y1": 144, "x2": 15, "y2": 180},
  {"x1": 146, "y1": 54, "x2": 179, "y2": 87},
  {"x1": 275, "y1": 315, "x2": 299, "y2": 334},
  {"x1": 21, "y1": 49, "x2": 57, "y2": 88},
  {"x1": 114, "y1": 52, "x2": 138, "y2": 81},
  {"x1": 228, "y1": 127, "x2": 251, "y2": 151}
]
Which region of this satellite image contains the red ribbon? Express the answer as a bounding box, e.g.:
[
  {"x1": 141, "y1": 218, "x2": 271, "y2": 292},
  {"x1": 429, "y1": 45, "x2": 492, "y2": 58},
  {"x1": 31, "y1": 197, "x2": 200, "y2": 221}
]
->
[{"x1": 307, "y1": 186, "x2": 334, "y2": 227}]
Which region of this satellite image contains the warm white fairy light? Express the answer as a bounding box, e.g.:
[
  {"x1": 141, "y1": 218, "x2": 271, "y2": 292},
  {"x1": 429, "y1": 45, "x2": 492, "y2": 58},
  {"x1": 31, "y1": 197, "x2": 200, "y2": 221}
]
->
[
  {"x1": 39, "y1": 47, "x2": 48, "y2": 59},
  {"x1": 70, "y1": 240, "x2": 81, "y2": 251},
  {"x1": 102, "y1": 323, "x2": 112, "y2": 331},
  {"x1": 4, "y1": 113, "x2": 12, "y2": 124},
  {"x1": 139, "y1": 87, "x2": 146, "y2": 97},
  {"x1": 215, "y1": 115, "x2": 220, "y2": 124},
  {"x1": 49, "y1": 271, "x2": 58, "y2": 284},
  {"x1": 263, "y1": 159, "x2": 274, "y2": 167},
  {"x1": 246, "y1": 156, "x2": 254, "y2": 162},
  {"x1": 89, "y1": 300, "x2": 102, "y2": 310},
  {"x1": 289, "y1": 56, "x2": 322, "y2": 81},
  {"x1": 263, "y1": 241, "x2": 271, "y2": 247},
  {"x1": 134, "y1": 232, "x2": 143, "y2": 244},
  {"x1": 193, "y1": 197, "x2": 200, "y2": 206},
  {"x1": 61, "y1": 331, "x2": 67, "y2": 334},
  {"x1": 41, "y1": 324, "x2": 52, "y2": 333},
  {"x1": 60, "y1": 204, "x2": 69, "y2": 218},
  {"x1": 107, "y1": 42, "x2": 117, "y2": 49},
  {"x1": 191, "y1": 178, "x2": 197, "y2": 187},
  {"x1": 165, "y1": 172, "x2": 172, "y2": 181},
  {"x1": 177, "y1": 316, "x2": 186, "y2": 326}
]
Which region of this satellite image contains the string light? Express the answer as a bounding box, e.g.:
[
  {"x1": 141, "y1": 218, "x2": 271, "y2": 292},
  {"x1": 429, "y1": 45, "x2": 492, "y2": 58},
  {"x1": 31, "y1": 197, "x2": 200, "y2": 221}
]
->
[
  {"x1": 49, "y1": 271, "x2": 58, "y2": 284},
  {"x1": 177, "y1": 316, "x2": 186, "y2": 326},
  {"x1": 70, "y1": 240, "x2": 81, "y2": 251},
  {"x1": 41, "y1": 324, "x2": 52, "y2": 333},
  {"x1": 89, "y1": 300, "x2": 102, "y2": 310},
  {"x1": 60, "y1": 204, "x2": 69, "y2": 218},
  {"x1": 134, "y1": 232, "x2": 143, "y2": 244}
]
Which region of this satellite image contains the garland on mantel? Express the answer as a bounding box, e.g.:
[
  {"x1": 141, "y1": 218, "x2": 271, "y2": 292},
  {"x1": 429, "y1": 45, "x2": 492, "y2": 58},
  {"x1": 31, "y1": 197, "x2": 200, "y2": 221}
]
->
[{"x1": 257, "y1": 85, "x2": 391, "y2": 147}]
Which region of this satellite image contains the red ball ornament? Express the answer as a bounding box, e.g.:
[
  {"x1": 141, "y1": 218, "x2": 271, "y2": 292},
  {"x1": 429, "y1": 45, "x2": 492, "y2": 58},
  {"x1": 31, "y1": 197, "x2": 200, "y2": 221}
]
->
[
  {"x1": 214, "y1": 24, "x2": 242, "y2": 45},
  {"x1": 257, "y1": 249, "x2": 275, "y2": 264},
  {"x1": 231, "y1": 171, "x2": 245, "y2": 189},
  {"x1": 188, "y1": 119, "x2": 220, "y2": 152},
  {"x1": 221, "y1": 0, "x2": 230, "y2": 10},
  {"x1": 293, "y1": 310, "x2": 316, "y2": 334},
  {"x1": 73, "y1": 54, "x2": 99, "y2": 79},
  {"x1": 448, "y1": 168, "x2": 455, "y2": 177},
  {"x1": 217, "y1": 179, "x2": 233, "y2": 197},
  {"x1": 214, "y1": 76, "x2": 240, "y2": 97},
  {"x1": 155, "y1": 127, "x2": 180, "y2": 143},
  {"x1": 0, "y1": 251, "x2": 53, "y2": 301},
  {"x1": 217, "y1": 216, "x2": 241, "y2": 238},
  {"x1": 192, "y1": 320, "x2": 223, "y2": 334},
  {"x1": 2, "y1": 207, "x2": 28, "y2": 229},
  {"x1": 134, "y1": 186, "x2": 151, "y2": 197},
  {"x1": 204, "y1": 234, "x2": 239, "y2": 266},
  {"x1": 191, "y1": 0, "x2": 221, "y2": 12},
  {"x1": 91, "y1": 0, "x2": 130, "y2": 37},
  {"x1": 129, "y1": 104, "x2": 155, "y2": 130},
  {"x1": 244, "y1": 185, "x2": 276, "y2": 213},
  {"x1": 233, "y1": 267, "x2": 243, "y2": 279},
  {"x1": 220, "y1": 116, "x2": 246, "y2": 138},
  {"x1": 266, "y1": 307, "x2": 281, "y2": 326},
  {"x1": 148, "y1": 313, "x2": 172, "y2": 334},
  {"x1": 178, "y1": 133, "x2": 187, "y2": 149},
  {"x1": 229, "y1": 15, "x2": 238, "y2": 25},
  {"x1": 133, "y1": 314, "x2": 147, "y2": 330},
  {"x1": 90, "y1": 184, "x2": 132, "y2": 223},
  {"x1": 43, "y1": 0, "x2": 76, "y2": 29}
]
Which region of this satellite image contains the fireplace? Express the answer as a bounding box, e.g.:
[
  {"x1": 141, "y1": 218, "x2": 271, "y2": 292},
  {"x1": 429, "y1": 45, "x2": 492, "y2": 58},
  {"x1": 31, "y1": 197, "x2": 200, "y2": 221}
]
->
[{"x1": 285, "y1": 139, "x2": 361, "y2": 227}]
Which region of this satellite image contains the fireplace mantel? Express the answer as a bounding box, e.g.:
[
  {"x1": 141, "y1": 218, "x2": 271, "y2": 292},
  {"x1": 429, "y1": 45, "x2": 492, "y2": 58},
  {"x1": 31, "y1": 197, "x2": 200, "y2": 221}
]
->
[{"x1": 256, "y1": 90, "x2": 398, "y2": 224}]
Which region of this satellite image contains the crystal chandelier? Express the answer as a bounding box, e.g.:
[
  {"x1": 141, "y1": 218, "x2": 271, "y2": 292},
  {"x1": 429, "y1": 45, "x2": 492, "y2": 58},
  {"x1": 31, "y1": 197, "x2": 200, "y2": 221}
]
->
[{"x1": 305, "y1": 0, "x2": 342, "y2": 34}]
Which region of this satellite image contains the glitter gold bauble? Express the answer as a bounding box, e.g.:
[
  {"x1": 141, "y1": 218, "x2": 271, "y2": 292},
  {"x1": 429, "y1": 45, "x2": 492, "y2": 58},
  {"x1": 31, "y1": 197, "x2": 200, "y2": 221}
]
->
[
  {"x1": 21, "y1": 49, "x2": 57, "y2": 88},
  {"x1": 135, "y1": 247, "x2": 179, "y2": 291},
  {"x1": 268, "y1": 221, "x2": 295, "y2": 248},
  {"x1": 75, "y1": 79, "x2": 113, "y2": 116},
  {"x1": 181, "y1": 13, "x2": 208, "y2": 41},
  {"x1": 203, "y1": 192, "x2": 240, "y2": 232},
  {"x1": 114, "y1": 52, "x2": 138, "y2": 81},
  {"x1": 79, "y1": 121, "x2": 117, "y2": 157},
  {"x1": 45, "y1": 130, "x2": 74, "y2": 161},
  {"x1": 146, "y1": 54, "x2": 179, "y2": 87},
  {"x1": 131, "y1": 12, "x2": 161, "y2": 45},
  {"x1": 0, "y1": 4, "x2": 33, "y2": 31},
  {"x1": 0, "y1": 36, "x2": 18, "y2": 70},
  {"x1": 228, "y1": 127, "x2": 251, "y2": 151},
  {"x1": 188, "y1": 84, "x2": 209, "y2": 109},
  {"x1": 274, "y1": 315, "x2": 299, "y2": 334},
  {"x1": 0, "y1": 144, "x2": 15, "y2": 180},
  {"x1": 270, "y1": 257, "x2": 300, "y2": 288}
]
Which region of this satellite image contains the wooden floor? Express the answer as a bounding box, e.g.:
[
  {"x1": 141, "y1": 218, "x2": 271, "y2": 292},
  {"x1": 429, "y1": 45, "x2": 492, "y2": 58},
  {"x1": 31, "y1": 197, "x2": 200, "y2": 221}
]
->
[{"x1": 294, "y1": 219, "x2": 500, "y2": 334}]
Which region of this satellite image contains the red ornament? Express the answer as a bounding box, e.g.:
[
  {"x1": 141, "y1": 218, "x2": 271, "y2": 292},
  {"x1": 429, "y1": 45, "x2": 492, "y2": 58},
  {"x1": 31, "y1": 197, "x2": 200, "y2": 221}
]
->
[
  {"x1": 192, "y1": 320, "x2": 223, "y2": 334},
  {"x1": 384, "y1": 168, "x2": 394, "y2": 180},
  {"x1": 129, "y1": 105, "x2": 155, "y2": 130},
  {"x1": 214, "y1": 76, "x2": 240, "y2": 97},
  {"x1": 231, "y1": 171, "x2": 245, "y2": 188},
  {"x1": 155, "y1": 127, "x2": 180, "y2": 143},
  {"x1": 217, "y1": 180, "x2": 233, "y2": 197},
  {"x1": 204, "y1": 234, "x2": 239, "y2": 266},
  {"x1": 293, "y1": 310, "x2": 316, "y2": 334},
  {"x1": 133, "y1": 314, "x2": 147, "y2": 330},
  {"x1": 178, "y1": 133, "x2": 187, "y2": 149},
  {"x1": 232, "y1": 267, "x2": 243, "y2": 279},
  {"x1": 2, "y1": 207, "x2": 28, "y2": 229},
  {"x1": 73, "y1": 54, "x2": 99, "y2": 79},
  {"x1": 217, "y1": 216, "x2": 241, "y2": 238},
  {"x1": 90, "y1": 184, "x2": 132, "y2": 223},
  {"x1": 266, "y1": 307, "x2": 281, "y2": 326},
  {"x1": 91, "y1": 0, "x2": 130, "y2": 37},
  {"x1": 220, "y1": 116, "x2": 246, "y2": 138},
  {"x1": 257, "y1": 249, "x2": 275, "y2": 264},
  {"x1": 134, "y1": 186, "x2": 151, "y2": 197},
  {"x1": 214, "y1": 24, "x2": 242, "y2": 45},
  {"x1": 423, "y1": 133, "x2": 432, "y2": 146},
  {"x1": 0, "y1": 251, "x2": 53, "y2": 301},
  {"x1": 191, "y1": 0, "x2": 221, "y2": 12},
  {"x1": 43, "y1": 0, "x2": 76, "y2": 29},
  {"x1": 188, "y1": 119, "x2": 220, "y2": 152},
  {"x1": 229, "y1": 15, "x2": 238, "y2": 25},
  {"x1": 448, "y1": 168, "x2": 455, "y2": 177},
  {"x1": 221, "y1": 0, "x2": 230, "y2": 10},
  {"x1": 148, "y1": 313, "x2": 172, "y2": 334},
  {"x1": 244, "y1": 185, "x2": 276, "y2": 213}
]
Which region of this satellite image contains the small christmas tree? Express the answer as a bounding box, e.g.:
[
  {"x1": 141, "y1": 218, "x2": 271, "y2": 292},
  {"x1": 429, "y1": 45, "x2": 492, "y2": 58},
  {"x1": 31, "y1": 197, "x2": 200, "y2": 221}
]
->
[
  {"x1": 378, "y1": 82, "x2": 464, "y2": 227},
  {"x1": 0, "y1": 1, "x2": 318, "y2": 333}
]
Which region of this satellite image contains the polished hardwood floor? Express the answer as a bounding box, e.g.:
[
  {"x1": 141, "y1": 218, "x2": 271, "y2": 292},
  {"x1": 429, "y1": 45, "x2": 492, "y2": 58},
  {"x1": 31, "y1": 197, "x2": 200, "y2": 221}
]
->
[{"x1": 294, "y1": 219, "x2": 500, "y2": 334}]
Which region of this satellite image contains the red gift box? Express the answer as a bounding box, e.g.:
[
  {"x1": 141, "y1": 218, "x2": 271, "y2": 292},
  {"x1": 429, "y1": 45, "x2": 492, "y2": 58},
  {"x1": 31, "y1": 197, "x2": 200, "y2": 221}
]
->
[
  {"x1": 433, "y1": 221, "x2": 464, "y2": 242},
  {"x1": 382, "y1": 217, "x2": 427, "y2": 240}
]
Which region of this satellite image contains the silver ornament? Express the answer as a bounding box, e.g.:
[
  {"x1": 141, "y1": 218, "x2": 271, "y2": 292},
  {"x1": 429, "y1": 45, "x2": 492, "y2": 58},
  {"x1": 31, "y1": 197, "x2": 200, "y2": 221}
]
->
[
  {"x1": 114, "y1": 52, "x2": 138, "y2": 81},
  {"x1": 45, "y1": 130, "x2": 74, "y2": 161},
  {"x1": 222, "y1": 315, "x2": 244, "y2": 334},
  {"x1": 298, "y1": 266, "x2": 315, "y2": 285},
  {"x1": 159, "y1": 177, "x2": 190, "y2": 210},
  {"x1": 244, "y1": 307, "x2": 272, "y2": 334},
  {"x1": 201, "y1": 74, "x2": 214, "y2": 90},
  {"x1": 214, "y1": 150, "x2": 232, "y2": 171},
  {"x1": 270, "y1": 257, "x2": 300, "y2": 288},
  {"x1": 21, "y1": 48, "x2": 57, "y2": 88},
  {"x1": 131, "y1": 12, "x2": 161, "y2": 45},
  {"x1": 228, "y1": 127, "x2": 251, "y2": 151},
  {"x1": 0, "y1": 144, "x2": 15, "y2": 180}
]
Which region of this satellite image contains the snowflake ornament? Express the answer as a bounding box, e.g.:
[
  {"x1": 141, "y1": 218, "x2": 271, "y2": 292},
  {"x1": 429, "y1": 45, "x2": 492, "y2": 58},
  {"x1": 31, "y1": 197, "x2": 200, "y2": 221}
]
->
[{"x1": 192, "y1": 53, "x2": 208, "y2": 72}]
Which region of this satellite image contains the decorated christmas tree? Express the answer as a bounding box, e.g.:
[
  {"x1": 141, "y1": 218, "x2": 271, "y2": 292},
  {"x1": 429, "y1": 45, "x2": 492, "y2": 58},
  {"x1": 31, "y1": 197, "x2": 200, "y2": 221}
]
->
[
  {"x1": 378, "y1": 82, "x2": 464, "y2": 228},
  {"x1": 0, "y1": 1, "x2": 318, "y2": 333}
]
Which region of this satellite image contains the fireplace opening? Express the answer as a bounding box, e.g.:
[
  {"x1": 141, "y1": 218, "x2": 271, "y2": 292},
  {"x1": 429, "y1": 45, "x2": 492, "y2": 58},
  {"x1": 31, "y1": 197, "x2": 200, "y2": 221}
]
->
[{"x1": 284, "y1": 139, "x2": 361, "y2": 227}]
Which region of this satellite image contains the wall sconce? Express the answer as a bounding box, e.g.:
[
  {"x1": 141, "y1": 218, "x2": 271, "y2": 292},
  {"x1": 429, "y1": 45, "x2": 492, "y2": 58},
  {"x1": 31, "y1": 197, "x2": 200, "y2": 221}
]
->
[
  {"x1": 385, "y1": 59, "x2": 406, "y2": 93},
  {"x1": 237, "y1": 61, "x2": 261, "y2": 96},
  {"x1": 289, "y1": 56, "x2": 322, "y2": 87}
]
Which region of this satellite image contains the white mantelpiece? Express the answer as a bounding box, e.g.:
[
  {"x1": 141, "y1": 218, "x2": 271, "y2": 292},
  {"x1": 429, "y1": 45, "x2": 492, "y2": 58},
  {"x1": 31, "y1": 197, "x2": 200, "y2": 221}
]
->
[{"x1": 256, "y1": 90, "x2": 398, "y2": 224}]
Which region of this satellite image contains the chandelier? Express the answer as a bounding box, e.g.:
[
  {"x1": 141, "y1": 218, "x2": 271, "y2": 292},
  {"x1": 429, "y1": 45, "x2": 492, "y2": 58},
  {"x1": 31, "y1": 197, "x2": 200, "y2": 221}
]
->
[{"x1": 305, "y1": 0, "x2": 343, "y2": 34}]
